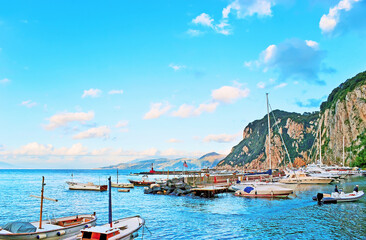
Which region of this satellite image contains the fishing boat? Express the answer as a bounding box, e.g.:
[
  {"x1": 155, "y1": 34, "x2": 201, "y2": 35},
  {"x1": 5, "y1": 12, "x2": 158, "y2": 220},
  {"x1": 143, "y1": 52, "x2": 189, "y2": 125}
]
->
[
  {"x1": 313, "y1": 191, "x2": 365, "y2": 203},
  {"x1": 128, "y1": 175, "x2": 155, "y2": 186},
  {"x1": 66, "y1": 182, "x2": 108, "y2": 191},
  {"x1": 279, "y1": 171, "x2": 333, "y2": 184},
  {"x1": 235, "y1": 184, "x2": 293, "y2": 198},
  {"x1": 111, "y1": 169, "x2": 134, "y2": 188},
  {"x1": 66, "y1": 177, "x2": 145, "y2": 240},
  {"x1": 0, "y1": 177, "x2": 97, "y2": 239}
]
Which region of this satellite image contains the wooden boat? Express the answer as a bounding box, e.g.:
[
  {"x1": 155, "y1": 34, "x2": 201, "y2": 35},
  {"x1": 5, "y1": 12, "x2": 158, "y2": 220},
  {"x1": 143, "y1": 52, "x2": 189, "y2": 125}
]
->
[
  {"x1": 66, "y1": 182, "x2": 108, "y2": 191},
  {"x1": 117, "y1": 189, "x2": 130, "y2": 192},
  {"x1": 313, "y1": 191, "x2": 365, "y2": 203},
  {"x1": 111, "y1": 169, "x2": 134, "y2": 188},
  {"x1": 128, "y1": 175, "x2": 155, "y2": 186},
  {"x1": 235, "y1": 184, "x2": 293, "y2": 198},
  {"x1": 279, "y1": 172, "x2": 333, "y2": 184},
  {"x1": 66, "y1": 177, "x2": 145, "y2": 240},
  {"x1": 0, "y1": 177, "x2": 97, "y2": 239}
]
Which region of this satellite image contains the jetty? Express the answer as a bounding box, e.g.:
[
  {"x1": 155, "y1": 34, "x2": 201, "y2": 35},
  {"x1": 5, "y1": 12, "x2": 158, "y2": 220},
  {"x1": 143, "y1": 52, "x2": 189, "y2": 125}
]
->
[{"x1": 191, "y1": 186, "x2": 228, "y2": 198}]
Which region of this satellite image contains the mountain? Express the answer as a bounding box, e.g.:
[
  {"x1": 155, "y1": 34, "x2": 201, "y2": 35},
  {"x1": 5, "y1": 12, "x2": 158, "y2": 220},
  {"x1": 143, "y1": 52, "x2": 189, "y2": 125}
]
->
[
  {"x1": 100, "y1": 152, "x2": 225, "y2": 170},
  {"x1": 218, "y1": 70, "x2": 366, "y2": 169}
]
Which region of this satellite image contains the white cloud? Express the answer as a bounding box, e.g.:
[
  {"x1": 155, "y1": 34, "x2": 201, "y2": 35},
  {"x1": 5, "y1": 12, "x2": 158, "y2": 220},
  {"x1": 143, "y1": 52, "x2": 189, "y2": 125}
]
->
[
  {"x1": 45, "y1": 111, "x2": 94, "y2": 130},
  {"x1": 305, "y1": 40, "x2": 319, "y2": 49},
  {"x1": 0, "y1": 78, "x2": 10, "y2": 84},
  {"x1": 169, "y1": 64, "x2": 186, "y2": 71},
  {"x1": 115, "y1": 120, "x2": 129, "y2": 128},
  {"x1": 187, "y1": 29, "x2": 203, "y2": 37},
  {"x1": 82, "y1": 88, "x2": 102, "y2": 98},
  {"x1": 10, "y1": 142, "x2": 88, "y2": 156},
  {"x1": 21, "y1": 100, "x2": 37, "y2": 108},
  {"x1": 211, "y1": 85, "x2": 250, "y2": 103},
  {"x1": 225, "y1": 0, "x2": 274, "y2": 18},
  {"x1": 172, "y1": 102, "x2": 219, "y2": 118},
  {"x1": 143, "y1": 102, "x2": 171, "y2": 119},
  {"x1": 274, "y1": 83, "x2": 287, "y2": 89},
  {"x1": 192, "y1": 13, "x2": 214, "y2": 27},
  {"x1": 108, "y1": 89, "x2": 123, "y2": 95},
  {"x1": 203, "y1": 132, "x2": 241, "y2": 143},
  {"x1": 168, "y1": 138, "x2": 182, "y2": 143},
  {"x1": 73, "y1": 126, "x2": 111, "y2": 140},
  {"x1": 319, "y1": 0, "x2": 360, "y2": 33},
  {"x1": 246, "y1": 38, "x2": 333, "y2": 85},
  {"x1": 257, "y1": 82, "x2": 266, "y2": 88}
]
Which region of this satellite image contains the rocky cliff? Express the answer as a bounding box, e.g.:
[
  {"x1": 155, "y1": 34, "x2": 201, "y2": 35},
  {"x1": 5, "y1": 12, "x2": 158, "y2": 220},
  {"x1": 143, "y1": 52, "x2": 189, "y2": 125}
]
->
[{"x1": 218, "y1": 70, "x2": 366, "y2": 169}]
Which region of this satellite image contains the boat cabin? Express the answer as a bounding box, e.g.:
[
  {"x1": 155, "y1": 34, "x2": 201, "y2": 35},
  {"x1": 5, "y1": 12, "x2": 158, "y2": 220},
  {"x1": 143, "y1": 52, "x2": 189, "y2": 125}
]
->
[{"x1": 81, "y1": 226, "x2": 126, "y2": 240}]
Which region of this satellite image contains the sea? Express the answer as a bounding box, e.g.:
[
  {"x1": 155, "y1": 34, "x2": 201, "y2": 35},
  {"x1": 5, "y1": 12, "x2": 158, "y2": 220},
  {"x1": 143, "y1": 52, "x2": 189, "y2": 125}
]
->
[{"x1": 0, "y1": 169, "x2": 365, "y2": 240}]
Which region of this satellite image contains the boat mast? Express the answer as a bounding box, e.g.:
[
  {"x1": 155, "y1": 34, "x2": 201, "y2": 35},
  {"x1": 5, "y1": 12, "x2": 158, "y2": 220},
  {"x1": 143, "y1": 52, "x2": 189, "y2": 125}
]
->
[
  {"x1": 117, "y1": 169, "x2": 119, "y2": 184},
  {"x1": 39, "y1": 176, "x2": 45, "y2": 229},
  {"x1": 343, "y1": 135, "x2": 345, "y2": 167},
  {"x1": 266, "y1": 93, "x2": 271, "y2": 170},
  {"x1": 320, "y1": 127, "x2": 322, "y2": 165},
  {"x1": 108, "y1": 176, "x2": 112, "y2": 227}
]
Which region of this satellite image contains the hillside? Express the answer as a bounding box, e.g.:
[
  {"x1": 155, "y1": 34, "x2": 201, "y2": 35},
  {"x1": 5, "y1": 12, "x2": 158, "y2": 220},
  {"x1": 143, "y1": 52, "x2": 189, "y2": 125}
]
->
[
  {"x1": 100, "y1": 152, "x2": 225, "y2": 170},
  {"x1": 218, "y1": 70, "x2": 366, "y2": 169}
]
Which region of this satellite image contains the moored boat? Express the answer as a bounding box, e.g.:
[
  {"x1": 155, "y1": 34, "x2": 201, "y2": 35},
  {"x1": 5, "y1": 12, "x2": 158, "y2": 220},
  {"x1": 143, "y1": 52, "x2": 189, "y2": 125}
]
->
[
  {"x1": 279, "y1": 172, "x2": 333, "y2": 184},
  {"x1": 313, "y1": 190, "x2": 364, "y2": 203},
  {"x1": 111, "y1": 183, "x2": 134, "y2": 188},
  {"x1": 128, "y1": 175, "x2": 155, "y2": 186},
  {"x1": 235, "y1": 184, "x2": 293, "y2": 198},
  {"x1": 66, "y1": 182, "x2": 108, "y2": 191},
  {"x1": 66, "y1": 177, "x2": 145, "y2": 240},
  {"x1": 0, "y1": 177, "x2": 97, "y2": 240}
]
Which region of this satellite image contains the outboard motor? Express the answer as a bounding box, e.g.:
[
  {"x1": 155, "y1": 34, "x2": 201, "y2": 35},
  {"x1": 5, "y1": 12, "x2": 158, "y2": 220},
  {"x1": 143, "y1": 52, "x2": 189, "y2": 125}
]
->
[{"x1": 316, "y1": 193, "x2": 323, "y2": 204}]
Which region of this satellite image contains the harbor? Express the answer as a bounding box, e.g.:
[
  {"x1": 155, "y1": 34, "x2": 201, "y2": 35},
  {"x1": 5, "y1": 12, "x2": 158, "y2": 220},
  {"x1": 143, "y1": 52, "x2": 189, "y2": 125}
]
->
[{"x1": 0, "y1": 168, "x2": 365, "y2": 239}]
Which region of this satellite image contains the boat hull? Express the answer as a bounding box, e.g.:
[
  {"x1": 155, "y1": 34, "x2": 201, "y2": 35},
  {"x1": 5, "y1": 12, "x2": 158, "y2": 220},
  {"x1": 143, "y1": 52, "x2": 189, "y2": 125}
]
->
[
  {"x1": 279, "y1": 178, "x2": 332, "y2": 184},
  {"x1": 66, "y1": 182, "x2": 107, "y2": 191},
  {"x1": 128, "y1": 180, "x2": 155, "y2": 186},
  {"x1": 0, "y1": 214, "x2": 97, "y2": 240},
  {"x1": 111, "y1": 183, "x2": 134, "y2": 188}
]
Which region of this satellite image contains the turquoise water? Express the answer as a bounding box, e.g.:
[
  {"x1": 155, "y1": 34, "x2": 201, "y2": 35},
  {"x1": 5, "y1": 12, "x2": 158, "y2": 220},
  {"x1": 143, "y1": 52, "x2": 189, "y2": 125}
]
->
[{"x1": 0, "y1": 169, "x2": 365, "y2": 239}]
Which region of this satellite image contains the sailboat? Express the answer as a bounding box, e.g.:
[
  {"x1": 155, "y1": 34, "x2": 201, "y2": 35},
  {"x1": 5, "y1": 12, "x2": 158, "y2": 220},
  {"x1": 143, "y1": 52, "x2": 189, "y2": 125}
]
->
[
  {"x1": 66, "y1": 177, "x2": 145, "y2": 240},
  {"x1": 0, "y1": 177, "x2": 97, "y2": 239},
  {"x1": 234, "y1": 93, "x2": 293, "y2": 198},
  {"x1": 111, "y1": 169, "x2": 134, "y2": 188}
]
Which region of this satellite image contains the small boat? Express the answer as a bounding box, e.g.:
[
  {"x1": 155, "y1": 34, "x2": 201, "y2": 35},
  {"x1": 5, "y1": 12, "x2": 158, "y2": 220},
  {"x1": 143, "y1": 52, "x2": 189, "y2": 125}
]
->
[
  {"x1": 0, "y1": 177, "x2": 97, "y2": 239},
  {"x1": 235, "y1": 184, "x2": 293, "y2": 198},
  {"x1": 66, "y1": 182, "x2": 108, "y2": 191},
  {"x1": 66, "y1": 177, "x2": 144, "y2": 240},
  {"x1": 112, "y1": 169, "x2": 134, "y2": 188},
  {"x1": 129, "y1": 173, "x2": 139, "y2": 176},
  {"x1": 128, "y1": 175, "x2": 155, "y2": 186},
  {"x1": 118, "y1": 189, "x2": 130, "y2": 192},
  {"x1": 279, "y1": 171, "x2": 333, "y2": 184},
  {"x1": 313, "y1": 191, "x2": 364, "y2": 203}
]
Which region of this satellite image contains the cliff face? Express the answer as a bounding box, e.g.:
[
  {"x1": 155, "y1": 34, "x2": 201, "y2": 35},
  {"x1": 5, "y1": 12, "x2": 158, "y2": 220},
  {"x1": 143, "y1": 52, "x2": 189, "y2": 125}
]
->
[{"x1": 218, "y1": 70, "x2": 366, "y2": 169}]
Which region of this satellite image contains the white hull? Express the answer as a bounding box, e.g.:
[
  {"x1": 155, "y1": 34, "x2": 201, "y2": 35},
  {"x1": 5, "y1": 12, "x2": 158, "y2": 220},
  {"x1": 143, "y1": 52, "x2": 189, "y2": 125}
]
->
[
  {"x1": 0, "y1": 214, "x2": 97, "y2": 240},
  {"x1": 111, "y1": 183, "x2": 134, "y2": 188},
  {"x1": 66, "y1": 182, "x2": 107, "y2": 191},
  {"x1": 279, "y1": 178, "x2": 332, "y2": 184}
]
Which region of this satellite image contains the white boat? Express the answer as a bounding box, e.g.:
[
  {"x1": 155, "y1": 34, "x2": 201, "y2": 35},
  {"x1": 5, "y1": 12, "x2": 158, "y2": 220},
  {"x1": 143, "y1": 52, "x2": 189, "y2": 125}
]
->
[
  {"x1": 66, "y1": 216, "x2": 144, "y2": 240},
  {"x1": 235, "y1": 184, "x2": 293, "y2": 198},
  {"x1": 66, "y1": 182, "x2": 108, "y2": 191},
  {"x1": 313, "y1": 191, "x2": 364, "y2": 203},
  {"x1": 66, "y1": 177, "x2": 145, "y2": 240},
  {"x1": 111, "y1": 169, "x2": 134, "y2": 188},
  {"x1": 279, "y1": 171, "x2": 333, "y2": 184},
  {"x1": 0, "y1": 177, "x2": 97, "y2": 239}
]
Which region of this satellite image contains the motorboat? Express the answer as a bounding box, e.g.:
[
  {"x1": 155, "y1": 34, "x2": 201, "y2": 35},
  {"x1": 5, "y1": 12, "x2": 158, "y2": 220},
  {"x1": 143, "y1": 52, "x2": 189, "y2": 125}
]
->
[
  {"x1": 66, "y1": 182, "x2": 108, "y2": 191},
  {"x1": 0, "y1": 177, "x2": 97, "y2": 239},
  {"x1": 112, "y1": 169, "x2": 134, "y2": 188},
  {"x1": 128, "y1": 175, "x2": 155, "y2": 186},
  {"x1": 279, "y1": 171, "x2": 332, "y2": 184},
  {"x1": 66, "y1": 177, "x2": 145, "y2": 240},
  {"x1": 235, "y1": 184, "x2": 293, "y2": 198},
  {"x1": 313, "y1": 190, "x2": 364, "y2": 203}
]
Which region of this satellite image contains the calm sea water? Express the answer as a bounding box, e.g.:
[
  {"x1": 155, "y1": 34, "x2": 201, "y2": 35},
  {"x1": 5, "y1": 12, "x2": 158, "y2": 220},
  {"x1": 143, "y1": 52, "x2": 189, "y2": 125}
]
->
[{"x1": 0, "y1": 169, "x2": 365, "y2": 240}]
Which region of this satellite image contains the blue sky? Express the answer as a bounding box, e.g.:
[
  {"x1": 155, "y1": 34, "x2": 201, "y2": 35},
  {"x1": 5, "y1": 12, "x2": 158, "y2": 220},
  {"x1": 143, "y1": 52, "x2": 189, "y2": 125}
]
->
[{"x1": 0, "y1": 0, "x2": 365, "y2": 168}]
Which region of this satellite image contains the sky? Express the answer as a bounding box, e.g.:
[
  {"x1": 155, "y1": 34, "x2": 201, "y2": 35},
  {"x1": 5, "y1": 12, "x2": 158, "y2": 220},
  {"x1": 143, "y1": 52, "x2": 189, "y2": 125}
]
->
[{"x1": 0, "y1": 0, "x2": 365, "y2": 168}]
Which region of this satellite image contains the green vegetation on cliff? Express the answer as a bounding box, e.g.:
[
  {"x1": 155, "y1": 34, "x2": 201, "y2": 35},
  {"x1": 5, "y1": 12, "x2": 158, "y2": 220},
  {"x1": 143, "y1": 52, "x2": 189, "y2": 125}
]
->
[
  {"x1": 348, "y1": 131, "x2": 366, "y2": 168},
  {"x1": 218, "y1": 110, "x2": 319, "y2": 167},
  {"x1": 320, "y1": 71, "x2": 366, "y2": 112}
]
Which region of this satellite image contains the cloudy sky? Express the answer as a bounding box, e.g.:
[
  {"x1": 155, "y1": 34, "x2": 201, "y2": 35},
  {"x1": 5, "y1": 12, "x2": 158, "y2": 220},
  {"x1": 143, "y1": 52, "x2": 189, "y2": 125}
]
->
[{"x1": 0, "y1": 0, "x2": 365, "y2": 168}]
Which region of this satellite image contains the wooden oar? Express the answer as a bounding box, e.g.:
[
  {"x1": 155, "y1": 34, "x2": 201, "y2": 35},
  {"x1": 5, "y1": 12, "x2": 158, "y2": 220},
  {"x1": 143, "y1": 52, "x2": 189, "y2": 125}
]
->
[{"x1": 30, "y1": 195, "x2": 58, "y2": 202}]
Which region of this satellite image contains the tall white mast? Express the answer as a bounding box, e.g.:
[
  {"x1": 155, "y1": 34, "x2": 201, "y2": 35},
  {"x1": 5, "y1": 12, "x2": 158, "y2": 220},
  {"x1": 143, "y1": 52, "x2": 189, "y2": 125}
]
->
[
  {"x1": 266, "y1": 93, "x2": 271, "y2": 170},
  {"x1": 343, "y1": 135, "x2": 345, "y2": 167},
  {"x1": 320, "y1": 127, "x2": 322, "y2": 165}
]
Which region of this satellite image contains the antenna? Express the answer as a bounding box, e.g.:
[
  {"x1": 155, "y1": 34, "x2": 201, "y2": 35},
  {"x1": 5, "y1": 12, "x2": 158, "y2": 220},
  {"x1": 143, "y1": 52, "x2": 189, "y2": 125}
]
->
[{"x1": 108, "y1": 176, "x2": 112, "y2": 227}]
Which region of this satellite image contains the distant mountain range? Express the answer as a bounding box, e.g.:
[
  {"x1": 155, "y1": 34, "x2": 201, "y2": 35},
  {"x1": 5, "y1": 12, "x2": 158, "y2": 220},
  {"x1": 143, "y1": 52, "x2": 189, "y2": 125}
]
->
[{"x1": 99, "y1": 152, "x2": 225, "y2": 170}]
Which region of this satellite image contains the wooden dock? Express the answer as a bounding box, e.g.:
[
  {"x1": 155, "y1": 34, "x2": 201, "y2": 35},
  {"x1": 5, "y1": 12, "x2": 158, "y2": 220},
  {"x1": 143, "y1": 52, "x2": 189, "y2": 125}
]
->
[{"x1": 191, "y1": 186, "x2": 228, "y2": 198}]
